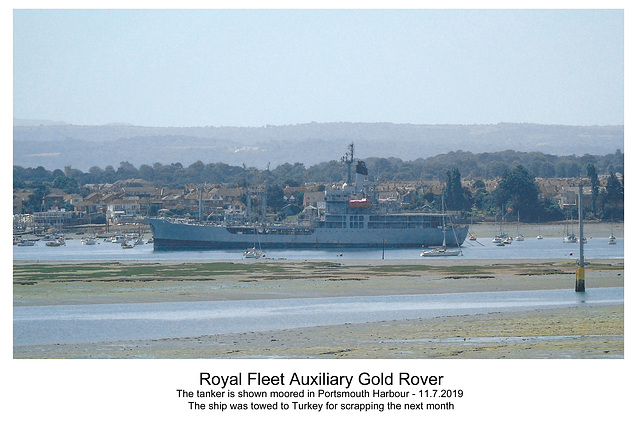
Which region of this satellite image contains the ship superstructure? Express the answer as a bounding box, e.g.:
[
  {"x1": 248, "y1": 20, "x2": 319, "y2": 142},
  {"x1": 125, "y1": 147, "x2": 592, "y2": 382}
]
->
[{"x1": 147, "y1": 145, "x2": 468, "y2": 250}]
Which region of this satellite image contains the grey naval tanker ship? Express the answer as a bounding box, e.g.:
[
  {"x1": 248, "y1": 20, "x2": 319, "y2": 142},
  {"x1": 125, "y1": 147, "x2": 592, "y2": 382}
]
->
[{"x1": 147, "y1": 146, "x2": 468, "y2": 251}]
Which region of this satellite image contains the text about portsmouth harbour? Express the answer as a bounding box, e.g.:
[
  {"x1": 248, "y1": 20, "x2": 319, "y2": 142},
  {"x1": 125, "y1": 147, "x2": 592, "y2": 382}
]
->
[{"x1": 175, "y1": 372, "x2": 464, "y2": 413}]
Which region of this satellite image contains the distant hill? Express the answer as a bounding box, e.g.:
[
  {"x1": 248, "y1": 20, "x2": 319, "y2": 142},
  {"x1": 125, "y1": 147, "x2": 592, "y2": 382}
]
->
[
  {"x1": 13, "y1": 119, "x2": 71, "y2": 127},
  {"x1": 13, "y1": 121, "x2": 624, "y2": 171}
]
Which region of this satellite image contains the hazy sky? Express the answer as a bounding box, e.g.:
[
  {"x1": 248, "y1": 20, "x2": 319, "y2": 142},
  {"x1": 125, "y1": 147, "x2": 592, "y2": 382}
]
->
[{"x1": 13, "y1": 8, "x2": 624, "y2": 127}]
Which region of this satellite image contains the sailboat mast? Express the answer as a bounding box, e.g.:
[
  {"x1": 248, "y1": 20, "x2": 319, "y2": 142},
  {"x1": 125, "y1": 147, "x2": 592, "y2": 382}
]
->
[{"x1": 442, "y1": 194, "x2": 446, "y2": 248}]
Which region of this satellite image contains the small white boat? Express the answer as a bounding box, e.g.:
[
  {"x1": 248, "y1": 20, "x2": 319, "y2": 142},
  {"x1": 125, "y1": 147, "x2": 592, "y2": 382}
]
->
[
  {"x1": 243, "y1": 247, "x2": 263, "y2": 258},
  {"x1": 536, "y1": 220, "x2": 543, "y2": 239},
  {"x1": 17, "y1": 239, "x2": 36, "y2": 246},
  {"x1": 492, "y1": 233, "x2": 510, "y2": 245},
  {"x1": 608, "y1": 234, "x2": 617, "y2": 245},
  {"x1": 563, "y1": 233, "x2": 577, "y2": 243},
  {"x1": 46, "y1": 238, "x2": 65, "y2": 247},
  {"x1": 421, "y1": 247, "x2": 460, "y2": 257},
  {"x1": 514, "y1": 213, "x2": 524, "y2": 241},
  {"x1": 81, "y1": 237, "x2": 97, "y2": 245}
]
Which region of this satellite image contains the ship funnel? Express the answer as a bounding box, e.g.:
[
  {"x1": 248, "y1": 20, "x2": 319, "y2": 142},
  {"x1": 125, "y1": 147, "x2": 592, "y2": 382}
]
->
[{"x1": 355, "y1": 161, "x2": 368, "y2": 192}]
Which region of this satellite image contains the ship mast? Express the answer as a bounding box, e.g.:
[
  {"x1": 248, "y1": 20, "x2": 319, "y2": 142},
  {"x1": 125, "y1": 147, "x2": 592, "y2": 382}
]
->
[{"x1": 341, "y1": 142, "x2": 355, "y2": 185}]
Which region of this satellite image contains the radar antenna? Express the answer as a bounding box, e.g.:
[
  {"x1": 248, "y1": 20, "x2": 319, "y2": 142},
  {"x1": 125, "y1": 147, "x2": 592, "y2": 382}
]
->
[{"x1": 341, "y1": 142, "x2": 355, "y2": 185}]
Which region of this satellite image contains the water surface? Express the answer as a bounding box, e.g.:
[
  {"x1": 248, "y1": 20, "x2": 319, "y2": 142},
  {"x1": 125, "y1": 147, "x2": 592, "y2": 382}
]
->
[
  {"x1": 13, "y1": 236, "x2": 624, "y2": 261},
  {"x1": 14, "y1": 287, "x2": 623, "y2": 346}
]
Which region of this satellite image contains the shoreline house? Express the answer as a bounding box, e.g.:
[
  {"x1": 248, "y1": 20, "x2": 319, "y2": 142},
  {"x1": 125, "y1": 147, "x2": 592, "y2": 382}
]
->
[
  {"x1": 223, "y1": 200, "x2": 247, "y2": 224},
  {"x1": 32, "y1": 208, "x2": 82, "y2": 227}
]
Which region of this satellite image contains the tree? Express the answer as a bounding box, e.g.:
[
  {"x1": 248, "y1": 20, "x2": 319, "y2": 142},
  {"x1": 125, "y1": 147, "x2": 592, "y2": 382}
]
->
[
  {"x1": 603, "y1": 172, "x2": 624, "y2": 220},
  {"x1": 443, "y1": 168, "x2": 469, "y2": 211},
  {"x1": 585, "y1": 163, "x2": 600, "y2": 213},
  {"x1": 146, "y1": 204, "x2": 159, "y2": 217},
  {"x1": 87, "y1": 166, "x2": 104, "y2": 182},
  {"x1": 186, "y1": 161, "x2": 205, "y2": 183},
  {"x1": 566, "y1": 162, "x2": 582, "y2": 178},
  {"x1": 493, "y1": 165, "x2": 543, "y2": 222},
  {"x1": 605, "y1": 172, "x2": 623, "y2": 201},
  {"x1": 103, "y1": 165, "x2": 116, "y2": 183},
  {"x1": 265, "y1": 184, "x2": 285, "y2": 212},
  {"x1": 139, "y1": 164, "x2": 155, "y2": 181},
  {"x1": 116, "y1": 161, "x2": 139, "y2": 180},
  {"x1": 52, "y1": 175, "x2": 82, "y2": 194},
  {"x1": 22, "y1": 182, "x2": 48, "y2": 213}
]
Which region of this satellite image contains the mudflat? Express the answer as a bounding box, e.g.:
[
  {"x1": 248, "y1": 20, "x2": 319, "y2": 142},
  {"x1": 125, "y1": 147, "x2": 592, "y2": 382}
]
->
[{"x1": 13, "y1": 258, "x2": 624, "y2": 359}]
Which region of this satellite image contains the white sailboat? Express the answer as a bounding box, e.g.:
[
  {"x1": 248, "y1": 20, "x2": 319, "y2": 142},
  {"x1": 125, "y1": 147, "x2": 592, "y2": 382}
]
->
[
  {"x1": 515, "y1": 212, "x2": 524, "y2": 241},
  {"x1": 421, "y1": 237, "x2": 461, "y2": 256},
  {"x1": 492, "y1": 214, "x2": 503, "y2": 243},
  {"x1": 81, "y1": 236, "x2": 97, "y2": 245},
  {"x1": 467, "y1": 215, "x2": 477, "y2": 241},
  {"x1": 563, "y1": 216, "x2": 577, "y2": 243},
  {"x1": 243, "y1": 227, "x2": 265, "y2": 258},
  {"x1": 492, "y1": 210, "x2": 512, "y2": 244},
  {"x1": 421, "y1": 196, "x2": 461, "y2": 257},
  {"x1": 421, "y1": 231, "x2": 461, "y2": 256},
  {"x1": 536, "y1": 219, "x2": 543, "y2": 239}
]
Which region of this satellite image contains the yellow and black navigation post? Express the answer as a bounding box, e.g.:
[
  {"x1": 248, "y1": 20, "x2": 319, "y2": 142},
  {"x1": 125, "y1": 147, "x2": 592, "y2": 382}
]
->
[{"x1": 576, "y1": 182, "x2": 586, "y2": 292}]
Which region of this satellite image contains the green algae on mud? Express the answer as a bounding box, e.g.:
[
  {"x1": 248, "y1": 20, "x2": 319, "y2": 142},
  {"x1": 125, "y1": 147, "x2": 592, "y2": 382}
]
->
[
  {"x1": 13, "y1": 260, "x2": 624, "y2": 285},
  {"x1": 13, "y1": 261, "x2": 279, "y2": 284}
]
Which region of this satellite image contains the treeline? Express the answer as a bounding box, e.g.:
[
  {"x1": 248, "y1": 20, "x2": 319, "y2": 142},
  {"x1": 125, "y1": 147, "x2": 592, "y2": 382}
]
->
[
  {"x1": 13, "y1": 149, "x2": 623, "y2": 189},
  {"x1": 442, "y1": 165, "x2": 624, "y2": 223},
  {"x1": 364, "y1": 149, "x2": 623, "y2": 182},
  {"x1": 13, "y1": 151, "x2": 624, "y2": 222}
]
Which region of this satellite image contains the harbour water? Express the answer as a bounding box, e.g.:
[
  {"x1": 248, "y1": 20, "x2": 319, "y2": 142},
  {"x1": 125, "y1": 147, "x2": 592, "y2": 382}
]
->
[
  {"x1": 13, "y1": 287, "x2": 623, "y2": 346},
  {"x1": 12, "y1": 235, "x2": 624, "y2": 262}
]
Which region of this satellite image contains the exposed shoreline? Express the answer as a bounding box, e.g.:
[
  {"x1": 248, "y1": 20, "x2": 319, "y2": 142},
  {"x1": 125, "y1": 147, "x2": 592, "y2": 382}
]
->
[
  {"x1": 13, "y1": 258, "x2": 624, "y2": 306},
  {"x1": 13, "y1": 258, "x2": 624, "y2": 359},
  {"x1": 14, "y1": 305, "x2": 622, "y2": 359}
]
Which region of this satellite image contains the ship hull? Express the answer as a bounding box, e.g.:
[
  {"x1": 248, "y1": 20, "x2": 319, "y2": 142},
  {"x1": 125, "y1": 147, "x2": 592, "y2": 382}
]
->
[{"x1": 147, "y1": 218, "x2": 468, "y2": 251}]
